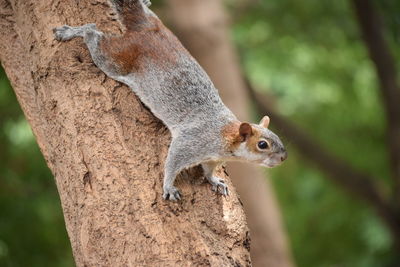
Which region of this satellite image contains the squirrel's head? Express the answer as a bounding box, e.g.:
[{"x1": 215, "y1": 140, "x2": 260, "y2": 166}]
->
[{"x1": 223, "y1": 116, "x2": 287, "y2": 168}]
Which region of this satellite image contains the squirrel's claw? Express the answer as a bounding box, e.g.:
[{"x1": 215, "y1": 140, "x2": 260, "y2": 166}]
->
[
  {"x1": 142, "y1": 0, "x2": 151, "y2": 7},
  {"x1": 209, "y1": 177, "x2": 229, "y2": 196},
  {"x1": 163, "y1": 186, "x2": 181, "y2": 201}
]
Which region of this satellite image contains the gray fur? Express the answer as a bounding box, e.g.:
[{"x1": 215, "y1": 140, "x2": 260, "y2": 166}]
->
[
  {"x1": 121, "y1": 58, "x2": 237, "y2": 200},
  {"x1": 53, "y1": 0, "x2": 286, "y2": 201}
]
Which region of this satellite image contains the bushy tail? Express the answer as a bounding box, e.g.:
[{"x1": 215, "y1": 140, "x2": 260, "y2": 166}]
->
[{"x1": 110, "y1": 0, "x2": 151, "y2": 30}]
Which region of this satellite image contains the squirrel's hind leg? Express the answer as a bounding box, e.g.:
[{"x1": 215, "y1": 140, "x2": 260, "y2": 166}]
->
[
  {"x1": 202, "y1": 162, "x2": 229, "y2": 196},
  {"x1": 53, "y1": 24, "x2": 99, "y2": 42},
  {"x1": 54, "y1": 24, "x2": 122, "y2": 79}
]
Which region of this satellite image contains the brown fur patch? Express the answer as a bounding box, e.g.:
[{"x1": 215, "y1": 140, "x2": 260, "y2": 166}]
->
[
  {"x1": 120, "y1": 4, "x2": 148, "y2": 31},
  {"x1": 245, "y1": 127, "x2": 263, "y2": 154},
  {"x1": 222, "y1": 122, "x2": 264, "y2": 154},
  {"x1": 100, "y1": 17, "x2": 189, "y2": 74},
  {"x1": 221, "y1": 121, "x2": 242, "y2": 151}
]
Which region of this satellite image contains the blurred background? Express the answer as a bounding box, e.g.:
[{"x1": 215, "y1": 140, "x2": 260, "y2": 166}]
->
[{"x1": 1, "y1": 0, "x2": 399, "y2": 266}]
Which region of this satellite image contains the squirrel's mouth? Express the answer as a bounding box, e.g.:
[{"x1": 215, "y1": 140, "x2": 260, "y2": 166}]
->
[
  {"x1": 261, "y1": 151, "x2": 287, "y2": 168},
  {"x1": 261, "y1": 163, "x2": 280, "y2": 168},
  {"x1": 261, "y1": 158, "x2": 283, "y2": 168}
]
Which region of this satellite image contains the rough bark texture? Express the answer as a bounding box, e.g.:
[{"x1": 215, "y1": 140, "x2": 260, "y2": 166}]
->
[
  {"x1": 164, "y1": 1, "x2": 294, "y2": 267},
  {"x1": 0, "y1": 0, "x2": 251, "y2": 266}
]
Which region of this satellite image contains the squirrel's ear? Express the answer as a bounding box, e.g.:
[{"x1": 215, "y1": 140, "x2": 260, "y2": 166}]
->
[
  {"x1": 259, "y1": 116, "x2": 270, "y2": 128},
  {"x1": 239, "y1": 122, "x2": 253, "y2": 141}
]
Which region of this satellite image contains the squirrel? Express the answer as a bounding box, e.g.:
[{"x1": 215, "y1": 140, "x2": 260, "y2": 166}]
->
[{"x1": 53, "y1": 0, "x2": 287, "y2": 201}]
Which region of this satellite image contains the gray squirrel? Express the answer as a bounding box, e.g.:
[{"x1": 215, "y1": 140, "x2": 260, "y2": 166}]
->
[{"x1": 53, "y1": 0, "x2": 287, "y2": 201}]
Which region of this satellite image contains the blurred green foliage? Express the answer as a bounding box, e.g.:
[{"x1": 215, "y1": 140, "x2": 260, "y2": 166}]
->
[
  {"x1": 1, "y1": 0, "x2": 399, "y2": 266},
  {"x1": 230, "y1": 0, "x2": 400, "y2": 266}
]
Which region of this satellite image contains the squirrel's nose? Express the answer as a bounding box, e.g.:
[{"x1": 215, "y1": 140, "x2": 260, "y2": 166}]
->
[{"x1": 280, "y1": 150, "x2": 288, "y2": 162}]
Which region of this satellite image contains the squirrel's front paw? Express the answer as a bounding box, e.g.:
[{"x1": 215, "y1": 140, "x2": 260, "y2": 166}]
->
[
  {"x1": 163, "y1": 186, "x2": 181, "y2": 201},
  {"x1": 207, "y1": 176, "x2": 229, "y2": 196},
  {"x1": 53, "y1": 25, "x2": 76, "y2": 41}
]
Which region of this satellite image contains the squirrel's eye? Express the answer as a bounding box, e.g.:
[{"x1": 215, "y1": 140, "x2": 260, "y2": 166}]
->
[{"x1": 257, "y1": 140, "x2": 269, "y2": 150}]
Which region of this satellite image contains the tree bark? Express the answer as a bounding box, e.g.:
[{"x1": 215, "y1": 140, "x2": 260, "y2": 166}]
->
[
  {"x1": 0, "y1": 0, "x2": 251, "y2": 266},
  {"x1": 164, "y1": 1, "x2": 294, "y2": 267}
]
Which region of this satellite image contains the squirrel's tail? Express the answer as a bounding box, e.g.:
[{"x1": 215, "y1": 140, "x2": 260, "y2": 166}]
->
[{"x1": 110, "y1": 0, "x2": 151, "y2": 30}]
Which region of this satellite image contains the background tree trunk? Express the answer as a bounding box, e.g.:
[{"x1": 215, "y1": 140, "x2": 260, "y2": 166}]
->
[
  {"x1": 164, "y1": 1, "x2": 294, "y2": 266},
  {"x1": 0, "y1": 0, "x2": 251, "y2": 266}
]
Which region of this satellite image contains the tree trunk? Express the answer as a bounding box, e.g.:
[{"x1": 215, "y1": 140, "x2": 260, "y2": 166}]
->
[
  {"x1": 0, "y1": 0, "x2": 251, "y2": 266},
  {"x1": 164, "y1": 1, "x2": 294, "y2": 267}
]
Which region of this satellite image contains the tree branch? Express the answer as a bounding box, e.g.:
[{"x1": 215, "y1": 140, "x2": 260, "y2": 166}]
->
[
  {"x1": 246, "y1": 82, "x2": 400, "y2": 246},
  {"x1": 353, "y1": 0, "x2": 400, "y2": 203}
]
